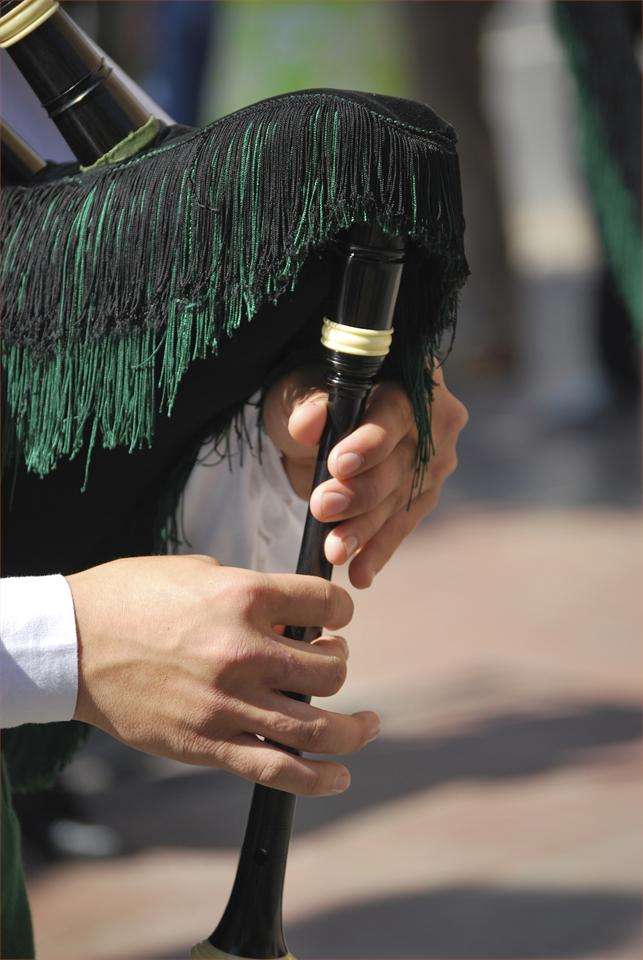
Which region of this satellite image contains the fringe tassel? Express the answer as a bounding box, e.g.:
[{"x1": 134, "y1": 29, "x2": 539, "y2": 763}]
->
[{"x1": 2, "y1": 91, "x2": 468, "y2": 478}]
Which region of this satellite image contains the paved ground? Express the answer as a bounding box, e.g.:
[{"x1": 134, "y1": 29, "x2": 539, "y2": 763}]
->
[{"x1": 24, "y1": 498, "x2": 642, "y2": 960}]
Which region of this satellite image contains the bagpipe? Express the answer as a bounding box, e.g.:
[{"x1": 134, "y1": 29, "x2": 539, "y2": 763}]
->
[{"x1": 1, "y1": 1, "x2": 468, "y2": 957}]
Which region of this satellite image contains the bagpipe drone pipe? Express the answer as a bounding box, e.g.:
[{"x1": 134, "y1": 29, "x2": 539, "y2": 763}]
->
[{"x1": 1, "y1": 1, "x2": 468, "y2": 955}]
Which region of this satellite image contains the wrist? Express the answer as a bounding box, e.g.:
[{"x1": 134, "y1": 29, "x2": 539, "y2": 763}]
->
[{"x1": 65, "y1": 571, "x2": 96, "y2": 725}]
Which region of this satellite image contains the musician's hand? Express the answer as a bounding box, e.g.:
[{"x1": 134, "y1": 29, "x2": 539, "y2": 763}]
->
[
  {"x1": 263, "y1": 365, "x2": 468, "y2": 588},
  {"x1": 69, "y1": 556, "x2": 379, "y2": 796}
]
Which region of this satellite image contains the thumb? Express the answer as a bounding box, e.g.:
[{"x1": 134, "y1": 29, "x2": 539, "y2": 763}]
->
[{"x1": 288, "y1": 389, "x2": 328, "y2": 450}]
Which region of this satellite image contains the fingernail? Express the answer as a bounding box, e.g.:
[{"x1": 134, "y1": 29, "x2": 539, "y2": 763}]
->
[
  {"x1": 341, "y1": 535, "x2": 359, "y2": 561},
  {"x1": 335, "y1": 451, "x2": 364, "y2": 478},
  {"x1": 365, "y1": 715, "x2": 380, "y2": 744},
  {"x1": 321, "y1": 491, "x2": 349, "y2": 518},
  {"x1": 332, "y1": 771, "x2": 350, "y2": 793}
]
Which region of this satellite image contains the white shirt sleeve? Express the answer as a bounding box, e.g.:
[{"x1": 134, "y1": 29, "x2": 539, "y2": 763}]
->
[
  {"x1": 0, "y1": 574, "x2": 79, "y2": 728},
  {"x1": 176, "y1": 398, "x2": 308, "y2": 572}
]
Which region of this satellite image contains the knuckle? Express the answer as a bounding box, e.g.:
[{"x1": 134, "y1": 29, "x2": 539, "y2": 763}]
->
[
  {"x1": 457, "y1": 399, "x2": 469, "y2": 428},
  {"x1": 211, "y1": 738, "x2": 242, "y2": 774},
  {"x1": 270, "y1": 646, "x2": 299, "y2": 687},
  {"x1": 298, "y1": 765, "x2": 324, "y2": 796},
  {"x1": 330, "y1": 654, "x2": 347, "y2": 690},
  {"x1": 176, "y1": 719, "x2": 223, "y2": 763},
  {"x1": 324, "y1": 582, "x2": 352, "y2": 627},
  {"x1": 232, "y1": 575, "x2": 270, "y2": 618},
  {"x1": 372, "y1": 423, "x2": 390, "y2": 450},
  {"x1": 184, "y1": 554, "x2": 220, "y2": 579},
  {"x1": 180, "y1": 687, "x2": 229, "y2": 739},
  {"x1": 432, "y1": 451, "x2": 458, "y2": 482},
  {"x1": 449, "y1": 397, "x2": 469, "y2": 432},
  {"x1": 320, "y1": 655, "x2": 347, "y2": 695},
  {"x1": 352, "y1": 719, "x2": 370, "y2": 751},
  {"x1": 300, "y1": 715, "x2": 331, "y2": 752},
  {"x1": 444, "y1": 453, "x2": 458, "y2": 478},
  {"x1": 314, "y1": 633, "x2": 348, "y2": 657},
  {"x1": 216, "y1": 638, "x2": 258, "y2": 685},
  {"x1": 336, "y1": 634, "x2": 350, "y2": 659},
  {"x1": 177, "y1": 725, "x2": 202, "y2": 760},
  {"x1": 257, "y1": 755, "x2": 287, "y2": 788},
  {"x1": 247, "y1": 577, "x2": 271, "y2": 609}
]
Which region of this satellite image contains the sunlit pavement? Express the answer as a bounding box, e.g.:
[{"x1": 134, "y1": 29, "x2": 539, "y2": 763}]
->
[{"x1": 25, "y1": 501, "x2": 642, "y2": 960}]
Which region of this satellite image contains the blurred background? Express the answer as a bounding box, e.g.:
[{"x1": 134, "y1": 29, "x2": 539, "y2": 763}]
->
[{"x1": 3, "y1": 2, "x2": 641, "y2": 958}]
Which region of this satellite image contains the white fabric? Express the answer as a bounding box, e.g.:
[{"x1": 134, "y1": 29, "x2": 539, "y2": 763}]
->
[
  {"x1": 176, "y1": 402, "x2": 308, "y2": 572},
  {"x1": 0, "y1": 401, "x2": 305, "y2": 728},
  {"x1": 0, "y1": 574, "x2": 78, "y2": 728}
]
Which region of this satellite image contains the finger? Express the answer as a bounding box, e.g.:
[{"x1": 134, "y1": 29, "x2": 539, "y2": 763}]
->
[
  {"x1": 271, "y1": 630, "x2": 349, "y2": 657},
  {"x1": 217, "y1": 735, "x2": 352, "y2": 796},
  {"x1": 262, "y1": 365, "x2": 327, "y2": 460},
  {"x1": 327, "y1": 382, "x2": 415, "y2": 480},
  {"x1": 310, "y1": 633, "x2": 350, "y2": 661},
  {"x1": 323, "y1": 489, "x2": 401, "y2": 565},
  {"x1": 348, "y1": 487, "x2": 439, "y2": 588},
  {"x1": 261, "y1": 573, "x2": 353, "y2": 630},
  {"x1": 264, "y1": 633, "x2": 348, "y2": 698},
  {"x1": 310, "y1": 437, "x2": 415, "y2": 522},
  {"x1": 430, "y1": 375, "x2": 469, "y2": 442},
  {"x1": 288, "y1": 390, "x2": 328, "y2": 449},
  {"x1": 247, "y1": 697, "x2": 380, "y2": 756},
  {"x1": 185, "y1": 553, "x2": 221, "y2": 567}
]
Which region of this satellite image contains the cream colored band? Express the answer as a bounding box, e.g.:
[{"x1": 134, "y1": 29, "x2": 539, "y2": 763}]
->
[
  {"x1": 1, "y1": 123, "x2": 46, "y2": 173},
  {"x1": 190, "y1": 941, "x2": 295, "y2": 960},
  {"x1": 0, "y1": 0, "x2": 59, "y2": 48},
  {"x1": 321, "y1": 318, "x2": 393, "y2": 357}
]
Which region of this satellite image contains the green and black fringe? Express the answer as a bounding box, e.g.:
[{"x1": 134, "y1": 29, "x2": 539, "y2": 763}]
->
[{"x1": 2, "y1": 89, "x2": 468, "y2": 481}]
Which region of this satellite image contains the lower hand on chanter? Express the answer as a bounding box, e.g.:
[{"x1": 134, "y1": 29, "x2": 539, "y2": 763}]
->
[{"x1": 68, "y1": 556, "x2": 378, "y2": 796}]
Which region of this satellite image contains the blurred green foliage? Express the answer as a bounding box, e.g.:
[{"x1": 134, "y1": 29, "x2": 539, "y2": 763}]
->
[{"x1": 201, "y1": 1, "x2": 410, "y2": 121}]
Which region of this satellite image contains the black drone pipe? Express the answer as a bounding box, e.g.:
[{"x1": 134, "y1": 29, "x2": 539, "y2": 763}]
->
[
  {"x1": 192, "y1": 224, "x2": 406, "y2": 960},
  {"x1": 0, "y1": 0, "x2": 160, "y2": 165}
]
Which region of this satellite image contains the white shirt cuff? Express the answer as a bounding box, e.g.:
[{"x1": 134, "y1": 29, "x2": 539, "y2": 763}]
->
[{"x1": 0, "y1": 574, "x2": 79, "y2": 729}]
